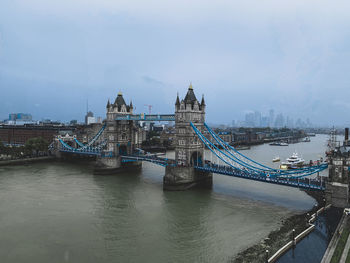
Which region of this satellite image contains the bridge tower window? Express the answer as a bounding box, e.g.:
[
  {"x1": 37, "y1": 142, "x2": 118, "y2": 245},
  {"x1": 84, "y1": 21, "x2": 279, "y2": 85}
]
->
[{"x1": 190, "y1": 151, "x2": 202, "y2": 166}]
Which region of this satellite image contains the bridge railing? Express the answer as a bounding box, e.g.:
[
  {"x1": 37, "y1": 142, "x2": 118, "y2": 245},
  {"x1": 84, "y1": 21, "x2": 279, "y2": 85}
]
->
[
  {"x1": 191, "y1": 122, "x2": 328, "y2": 178},
  {"x1": 196, "y1": 163, "x2": 325, "y2": 190}
]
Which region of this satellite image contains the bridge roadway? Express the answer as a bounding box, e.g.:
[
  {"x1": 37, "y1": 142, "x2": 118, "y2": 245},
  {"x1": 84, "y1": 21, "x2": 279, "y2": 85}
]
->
[
  {"x1": 119, "y1": 155, "x2": 325, "y2": 191},
  {"x1": 195, "y1": 164, "x2": 325, "y2": 191},
  {"x1": 57, "y1": 146, "x2": 326, "y2": 191}
]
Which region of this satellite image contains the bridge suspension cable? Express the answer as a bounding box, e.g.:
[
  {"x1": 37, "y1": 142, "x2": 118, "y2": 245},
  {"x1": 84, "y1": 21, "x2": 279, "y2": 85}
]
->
[
  {"x1": 191, "y1": 122, "x2": 327, "y2": 178},
  {"x1": 73, "y1": 123, "x2": 107, "y2": 150},
  {"x1": 56, "y1": 123, "x2": 107, "y2": 155},
  {"x1": 203, "y1": 123, "x2": 326, "y2": 176}
]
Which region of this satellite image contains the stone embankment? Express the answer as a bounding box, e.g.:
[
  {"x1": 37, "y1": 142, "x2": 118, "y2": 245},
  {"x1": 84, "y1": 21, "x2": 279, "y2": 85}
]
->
[
  {"x1": 267, "y1": 205, "x2": 330, "y2": 263},
  {"x1": 233, "y1": 191, "x2": 341, "y2": 263}
]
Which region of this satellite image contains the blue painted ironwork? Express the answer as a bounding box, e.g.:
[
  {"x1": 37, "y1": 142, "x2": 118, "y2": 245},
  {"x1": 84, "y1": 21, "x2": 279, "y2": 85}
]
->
[
  {"x1": 58, "y1": 138, "x2": 103, "y2": 155},
  {"x1": 115, "y1": 114, "x2": 175, "y2": 121},
  {"x1": 56, "y1": 123, "x2": 108, "y2": 156},
  {"x1": 190, "y1": 122, "x2": 327, "y2": 179},
  {"x1": 203, "y1": 122, "x2": 327, "y2": 176},
  {"x1": 54, "y1": 112, "x2": 327, "y2": 191},
  {"x1": 195, "y1": 164, "x2": 325, "y2": 191},
  {"x1": 74, "y1": 138, "x2": 85, "y2": 148},
  {"x1": 73, "y1": 124, "x2": 106, "y2": 149}
]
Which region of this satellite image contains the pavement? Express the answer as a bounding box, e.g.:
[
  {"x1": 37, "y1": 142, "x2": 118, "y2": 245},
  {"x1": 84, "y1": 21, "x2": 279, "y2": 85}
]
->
[
  {"x1": 340, "y1": 227, "x2": 350, "y2": 262},
  {"x1": 321, "y1": 214, "x2": 347, "y2": 263}
]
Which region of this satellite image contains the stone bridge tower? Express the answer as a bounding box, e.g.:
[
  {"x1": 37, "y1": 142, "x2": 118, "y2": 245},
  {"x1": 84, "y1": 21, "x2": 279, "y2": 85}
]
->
[
  {"x1": 106, "y1": 92, "x2": 135, "y2": 156},
  {"x1": 163, "y1": 84, "x2": 212, "y2": 190},
  {"x1": 94, "y1": 92, "x2": 142, "y2": 174}
]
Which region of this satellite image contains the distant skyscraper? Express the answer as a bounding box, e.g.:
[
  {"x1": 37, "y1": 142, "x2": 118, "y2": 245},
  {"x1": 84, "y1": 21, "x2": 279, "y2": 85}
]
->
[
  {"x1": 269, "y1": 109, "x2": 274, "y2": 127},
  {"x1": 295, "y1": 118, "x2": 304, "y2": 128},
  {"x1": 245, "y1": 112, "x2": 255, "y2": 127},
  {"x1": 274, "y1": 113, "x2": 285, "y2": 128},
  {"x1": 306, "y1": 118, "x2": 312, "y2": 128},
  {"x1": 85, "y1": 111, "x2": 94, "y2": 124},
  {"x1": 254, "y1": 111, "x2": 261, "y2": 127},
  {"x1": 261, "y1": 116, "x2": 269, "y2": 127},
  {"x1": 286, "y1": 116, "x2": 294, "y2": 128}
]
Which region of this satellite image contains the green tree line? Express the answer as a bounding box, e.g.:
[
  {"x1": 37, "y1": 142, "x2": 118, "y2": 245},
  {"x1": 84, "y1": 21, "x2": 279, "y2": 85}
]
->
[{"x1": 0, "y1": 137, "x2": 49, "y2": 159}]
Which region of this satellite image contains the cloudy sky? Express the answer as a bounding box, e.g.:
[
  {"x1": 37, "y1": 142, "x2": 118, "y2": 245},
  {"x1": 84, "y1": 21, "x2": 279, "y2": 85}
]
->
[{"x1": 0, "y1": 0, "x2": 350, "y2": 125}]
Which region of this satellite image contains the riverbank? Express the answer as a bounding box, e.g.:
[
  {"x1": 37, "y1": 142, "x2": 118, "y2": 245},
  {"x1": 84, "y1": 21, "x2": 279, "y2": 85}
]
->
[
  {"x1": 0, "y1": 156, "x2": 56, "y2": 166},
  {"x1": 233, "y1": 190, "x2": 341, "y2": 263}
]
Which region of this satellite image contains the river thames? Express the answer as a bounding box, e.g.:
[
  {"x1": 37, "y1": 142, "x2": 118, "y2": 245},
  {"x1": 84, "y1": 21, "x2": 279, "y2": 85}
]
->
[{"x1": 0, "y1": 135, "x2": 330, "y2": 262}]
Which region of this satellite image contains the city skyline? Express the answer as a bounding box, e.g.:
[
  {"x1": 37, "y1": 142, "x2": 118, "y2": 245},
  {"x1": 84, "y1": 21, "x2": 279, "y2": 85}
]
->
[
  {"x1": 0, "y1": 103, "x2": 343, "y2": 128},
  {"x1": 235, "y1": 109, "x2": 313, "y2": 128},
  {"x1": 0, "y1": 106, "x2": 322, "y2": 129}
]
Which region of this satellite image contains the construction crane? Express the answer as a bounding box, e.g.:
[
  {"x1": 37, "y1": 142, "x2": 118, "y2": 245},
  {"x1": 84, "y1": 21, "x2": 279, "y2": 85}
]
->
[{"x1": 144, "y1": 104, "x2": 153, "y2": 115}]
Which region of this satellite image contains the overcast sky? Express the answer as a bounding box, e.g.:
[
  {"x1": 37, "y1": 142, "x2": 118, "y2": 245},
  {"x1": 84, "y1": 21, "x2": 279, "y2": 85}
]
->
[{"x1": 1, "y1": 0, "x2": 350, "y2": 126}]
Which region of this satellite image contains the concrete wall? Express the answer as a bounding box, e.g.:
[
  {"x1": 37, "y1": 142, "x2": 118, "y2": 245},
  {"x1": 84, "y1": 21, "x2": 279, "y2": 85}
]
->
[{"x1": 326, "y1": 182, "x2": 349, "y2": 208}]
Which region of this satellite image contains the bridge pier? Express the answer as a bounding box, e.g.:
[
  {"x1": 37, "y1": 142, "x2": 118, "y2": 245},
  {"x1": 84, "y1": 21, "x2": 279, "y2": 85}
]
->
[
  {"x1": 164, "y1": 166, "x2": 212, "y2": 190},
  {"x1": 94, "y1": 156, "x2": 142, "y2": 175}
]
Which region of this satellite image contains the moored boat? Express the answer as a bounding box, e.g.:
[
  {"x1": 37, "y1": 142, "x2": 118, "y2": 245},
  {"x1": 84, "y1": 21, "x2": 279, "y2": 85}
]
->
[
  {"x1": 280, "y1": 152, "x2": 305, "y2": 169},
  {"x1": 303, "y1": 137, "x2": 311, "y2": 142},
  {"x1": 272, "y1": 156, "x2": 280, "y2": 162},
  {"x1": 269, "y1": 141, "x2": 289, "y2": 146}
]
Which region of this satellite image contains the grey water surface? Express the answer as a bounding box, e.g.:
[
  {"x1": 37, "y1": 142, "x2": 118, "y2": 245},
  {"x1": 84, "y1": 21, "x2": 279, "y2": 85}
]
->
[{"x1": 0, "y1": 135, "x2": 329, "y2": 262}]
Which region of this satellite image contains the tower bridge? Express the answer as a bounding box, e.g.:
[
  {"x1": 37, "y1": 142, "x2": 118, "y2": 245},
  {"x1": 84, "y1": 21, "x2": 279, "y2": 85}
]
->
[{"x1": 53, "y1": 85, "x2": 329, "y2": 192}]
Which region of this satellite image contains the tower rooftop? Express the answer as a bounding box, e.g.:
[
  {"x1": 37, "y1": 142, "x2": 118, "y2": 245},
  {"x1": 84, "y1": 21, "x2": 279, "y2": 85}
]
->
[
  {"x1": 114, "y1": 93, "x2": 126, "y2": 106},
  {"x1": 184, "y1": 83, "x2": 197, "y2": 103}
]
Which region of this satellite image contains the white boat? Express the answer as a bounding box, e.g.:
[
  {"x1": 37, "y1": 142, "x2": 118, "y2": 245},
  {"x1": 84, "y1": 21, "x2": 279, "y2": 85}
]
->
[
  {"x1": 269, "y1": 142, "x2": 289, "y2": 146},
  {"x1": 303, "y1": 137, "x2": 311, "y2": 142},
  {"x1": 280, "y1": 153, "x2": 305, "y2": 169},
  {"x1": 272, "y1": 156, "x2": 280, "y2": 162}
]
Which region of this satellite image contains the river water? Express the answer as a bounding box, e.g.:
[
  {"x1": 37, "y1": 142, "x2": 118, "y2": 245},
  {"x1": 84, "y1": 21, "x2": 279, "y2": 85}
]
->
[{"x1": 0, "y1": 135, "x2": 330, "y2": 262}]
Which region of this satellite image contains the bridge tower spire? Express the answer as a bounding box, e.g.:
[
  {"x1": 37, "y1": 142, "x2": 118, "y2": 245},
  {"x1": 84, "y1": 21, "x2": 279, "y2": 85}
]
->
[{"x1": 164, "y1": 83, "x2": 212, "y2": 190}]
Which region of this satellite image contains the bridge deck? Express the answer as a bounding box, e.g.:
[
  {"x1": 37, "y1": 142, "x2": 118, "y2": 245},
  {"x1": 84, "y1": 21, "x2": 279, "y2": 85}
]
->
[
  {"x1": 56, "y1": 150, "x2": 325, "y2": 190},
  {"x1": 195, "y1": 165, "x2": 325, "y2": 191}
]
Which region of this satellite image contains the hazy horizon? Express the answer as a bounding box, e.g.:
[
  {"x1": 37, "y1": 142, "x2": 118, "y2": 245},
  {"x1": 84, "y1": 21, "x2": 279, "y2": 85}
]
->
[{"x1": 1, "y1": 0, "x2": 350, "y2": 126}]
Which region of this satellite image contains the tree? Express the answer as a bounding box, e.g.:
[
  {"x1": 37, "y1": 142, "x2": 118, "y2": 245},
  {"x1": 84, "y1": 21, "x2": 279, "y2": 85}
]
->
[
  {"x1": 0, "y1": 141, "x2": 5, "y2": 155},
  {"x1": 25, "y1": 137, "x2": 49, "y2": 156}
]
